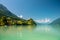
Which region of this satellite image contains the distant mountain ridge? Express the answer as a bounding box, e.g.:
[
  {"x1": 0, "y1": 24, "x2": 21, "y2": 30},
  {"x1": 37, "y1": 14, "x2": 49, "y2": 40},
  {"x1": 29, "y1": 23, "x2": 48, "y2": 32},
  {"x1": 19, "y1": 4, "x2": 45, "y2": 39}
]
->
[{"x1": 50, "y1": 18, "x2": 60, "y2": 25}]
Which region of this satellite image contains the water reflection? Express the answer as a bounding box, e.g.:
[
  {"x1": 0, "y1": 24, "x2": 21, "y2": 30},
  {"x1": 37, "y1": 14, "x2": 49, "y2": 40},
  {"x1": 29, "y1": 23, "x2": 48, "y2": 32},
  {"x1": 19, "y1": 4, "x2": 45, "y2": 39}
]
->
[
  {"x1": 0, "y1": 25, "x2": 60, "y2": 40},
  {"x1": 35, "y1": 27, "x2": 51, "y2": 32},
  {"x1": 35, "y1": 25, "x2": 52, "y2": 32},
  {"x1": 0, "y1": 25, "x2": 36, "y2": 32},
  {"x1": 0, "y1": 25, "x2": 60, "y2": 33}
]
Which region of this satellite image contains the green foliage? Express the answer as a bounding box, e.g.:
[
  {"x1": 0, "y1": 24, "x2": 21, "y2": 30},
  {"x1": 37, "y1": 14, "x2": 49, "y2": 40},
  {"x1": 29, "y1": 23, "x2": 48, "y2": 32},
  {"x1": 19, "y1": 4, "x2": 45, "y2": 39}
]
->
[
  {"x1": 0, "y1": 4, "x2": 36, "y2": 26},
  {"x1": 0, "y1": 16, "x2": 36, "y2": 26}
]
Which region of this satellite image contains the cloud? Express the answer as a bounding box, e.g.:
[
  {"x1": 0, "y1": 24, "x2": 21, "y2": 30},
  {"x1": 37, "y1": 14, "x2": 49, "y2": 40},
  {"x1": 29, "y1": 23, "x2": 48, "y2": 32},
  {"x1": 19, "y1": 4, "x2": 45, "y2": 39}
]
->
[{"x1": 35, "y1": 18, "x2": 51, "y2": 23}]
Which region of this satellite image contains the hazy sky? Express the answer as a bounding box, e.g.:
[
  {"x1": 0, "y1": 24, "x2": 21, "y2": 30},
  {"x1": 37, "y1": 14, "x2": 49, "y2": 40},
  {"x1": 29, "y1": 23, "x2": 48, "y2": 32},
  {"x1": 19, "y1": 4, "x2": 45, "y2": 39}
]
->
[{"x1": 0, "y1": 0, "x2": 60, "y2": 22}]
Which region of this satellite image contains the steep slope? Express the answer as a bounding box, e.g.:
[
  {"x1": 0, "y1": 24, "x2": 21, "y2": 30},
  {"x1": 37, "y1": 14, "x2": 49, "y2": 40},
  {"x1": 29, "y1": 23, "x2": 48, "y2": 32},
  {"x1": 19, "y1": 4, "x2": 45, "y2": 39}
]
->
[
  {"x1": 0, "y1": 4, "x2": 36, "y2": 26},
  {"x1": 51, "y1": 18, "x2": 60, "y2": 25},
  {"x1": 0, "y1": 4, "x2": 20, "y2": 20}
]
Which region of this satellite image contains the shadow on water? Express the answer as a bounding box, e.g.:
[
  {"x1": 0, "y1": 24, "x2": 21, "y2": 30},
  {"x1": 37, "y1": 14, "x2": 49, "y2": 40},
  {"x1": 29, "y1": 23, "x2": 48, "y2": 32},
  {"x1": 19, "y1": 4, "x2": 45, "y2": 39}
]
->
[{"x1": 50, "y1": 25, "x2": 60, "y2": 31}]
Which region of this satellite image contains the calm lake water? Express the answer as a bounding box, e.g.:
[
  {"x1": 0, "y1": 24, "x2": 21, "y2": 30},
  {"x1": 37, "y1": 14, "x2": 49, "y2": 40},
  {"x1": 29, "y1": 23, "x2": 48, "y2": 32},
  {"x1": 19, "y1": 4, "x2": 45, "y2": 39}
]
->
[{"x1": 0, "y1": 25, "x2": 60, "y2": 40}]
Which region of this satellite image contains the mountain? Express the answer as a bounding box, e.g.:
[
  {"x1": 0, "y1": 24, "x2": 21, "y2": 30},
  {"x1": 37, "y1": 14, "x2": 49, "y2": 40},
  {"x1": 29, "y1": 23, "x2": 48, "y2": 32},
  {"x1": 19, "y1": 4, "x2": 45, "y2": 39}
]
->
[
  {"x1": 50, "y1": 18, "x2": 60, "y2": 25},
  {"x1": 0, "y1": 4, "x2": 36, "y2": 26},
  {"x1": 0, "y1": 4, "x2": 20, "y2": 20}
]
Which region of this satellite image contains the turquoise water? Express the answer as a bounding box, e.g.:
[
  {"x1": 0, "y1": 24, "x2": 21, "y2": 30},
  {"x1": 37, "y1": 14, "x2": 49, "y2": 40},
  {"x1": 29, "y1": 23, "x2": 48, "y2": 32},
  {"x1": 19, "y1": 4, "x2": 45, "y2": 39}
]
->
[{"x1": 0, "y1": 25, "x2": 60, "y2": 40}]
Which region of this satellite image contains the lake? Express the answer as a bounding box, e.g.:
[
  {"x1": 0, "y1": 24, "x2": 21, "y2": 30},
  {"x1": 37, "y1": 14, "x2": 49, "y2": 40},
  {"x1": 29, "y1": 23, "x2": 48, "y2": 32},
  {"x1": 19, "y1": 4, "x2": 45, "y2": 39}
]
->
[{"x1": 0, "y1": 25, "x2": 60, "y2": 40}]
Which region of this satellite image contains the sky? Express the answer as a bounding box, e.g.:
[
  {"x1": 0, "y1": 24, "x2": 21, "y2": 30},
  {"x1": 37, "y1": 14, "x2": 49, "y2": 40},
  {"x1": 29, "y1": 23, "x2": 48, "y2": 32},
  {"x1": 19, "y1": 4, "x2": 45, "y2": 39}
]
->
[{"x1": 0, "y1": 0, "x2": 60, "y2": 23}]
